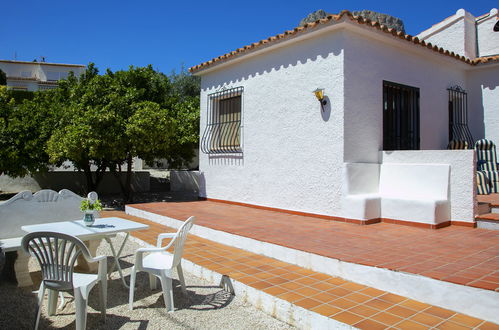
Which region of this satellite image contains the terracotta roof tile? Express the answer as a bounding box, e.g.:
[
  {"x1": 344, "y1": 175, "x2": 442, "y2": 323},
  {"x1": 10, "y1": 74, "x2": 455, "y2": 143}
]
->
[
  {"x1": 189, "y1": 10, "x2": 487, "y2": 74},
  {"x1": 473, "y1": 54, "x2": 499, "y2": 64}
]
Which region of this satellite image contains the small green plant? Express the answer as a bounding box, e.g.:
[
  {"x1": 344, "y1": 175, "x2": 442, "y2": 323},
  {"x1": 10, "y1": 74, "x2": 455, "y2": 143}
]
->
[{"x1": 80, "y1": 198, "x2": 103, "y2": 212}]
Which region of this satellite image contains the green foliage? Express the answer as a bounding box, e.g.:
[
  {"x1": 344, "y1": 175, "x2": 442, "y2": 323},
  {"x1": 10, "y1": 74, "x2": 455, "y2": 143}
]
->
[
  {"x1": 0, "y1": 62, "x2": 201, "y2": 200},
  {"x1": 80, "y1": 198, "x2": 103, "y2": 211},
  {"x1": 0, "y1": 69, "x2": 6, "y2": 85},
  {"x1": 8, "y1": 90, "x2": 34, "y2": 104},
  {"x1": 169, "y1": 66, "x2": 201, "y2": 100},
  {"x1": 0, "y1": 87, "x2": 57, "y2": 177}
]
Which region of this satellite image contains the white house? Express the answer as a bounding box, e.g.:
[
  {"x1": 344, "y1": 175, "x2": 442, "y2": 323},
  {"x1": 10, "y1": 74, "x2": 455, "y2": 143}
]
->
[
  {"x1": 190, "y1": 9, "x2": 499, "y2": 229},
  {"x1": 0, "y1": 59, "x2": 85, "y2": 91}
]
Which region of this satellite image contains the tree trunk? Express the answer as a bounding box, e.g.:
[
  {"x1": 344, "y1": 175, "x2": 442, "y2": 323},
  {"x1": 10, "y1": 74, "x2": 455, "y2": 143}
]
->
[
  {"x1": 82, "y1": 162, "x2": 106, "y2": 193},
  {"x1": 82, "y1": 164, "x2": 96, "y2": 193},
  {"x1": 111, "y1": 155, "x2": 134, "y2": 203},
  {"x1": 125, "y1": 154, "x2": 133, "y2": 202}
]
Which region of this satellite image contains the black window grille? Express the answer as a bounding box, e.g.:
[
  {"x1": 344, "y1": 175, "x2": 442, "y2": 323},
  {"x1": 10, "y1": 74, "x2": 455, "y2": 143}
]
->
[
  {"x1": 448, "y1": 85, "x2": 473, "y2": 146},
  {"x1": 201, "y1": 87, "x2": 243, "y2": 154},
  {"x1": 383, "y1": 81, "x2": 420, "y2": 150}
]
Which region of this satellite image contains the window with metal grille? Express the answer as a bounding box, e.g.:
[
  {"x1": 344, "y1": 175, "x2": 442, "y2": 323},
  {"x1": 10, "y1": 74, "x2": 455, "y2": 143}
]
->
[
  {"x1": 201, "y1": 87, "x2": 243, "y2": 154},
  {"x1": 448, "y1": 85, "x2": 473, "y2": 146},
  {"x1": 383, "y1": 81, "x2": 420, "y2": 150}
]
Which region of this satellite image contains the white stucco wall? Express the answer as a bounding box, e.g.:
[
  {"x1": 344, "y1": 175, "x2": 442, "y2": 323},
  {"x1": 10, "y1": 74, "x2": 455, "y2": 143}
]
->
[
  {"x1": 417, "y1": 9, "x2": 477, "y2": 59},
  {"x1": 198, "y1": 31, "x2": 346, "y2": 216},
  {"x1": 477, "y1": 9, "x2": 499, "y2": 57},
  {"x1": 380, "y1": 150, "x2": 476, "y2": 223},
  {"x1": 467, "y1": 64, "x2": 499, "y2": 143},
  {"x1": 196, "y1": 22, "x2": 487, "y2": 221},
  {"x1": 343, "y1": 27, "x2": 467, "y2": 163}
]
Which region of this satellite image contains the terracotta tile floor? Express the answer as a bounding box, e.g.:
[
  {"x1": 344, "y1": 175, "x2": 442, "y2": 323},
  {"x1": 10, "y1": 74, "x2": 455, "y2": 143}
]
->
[
  {"x1": 102, "y1": 211, "x2": 498, "y2": 329},
  {"x1": 127, "y1": 201, "x2": 499, "y2": 292}
]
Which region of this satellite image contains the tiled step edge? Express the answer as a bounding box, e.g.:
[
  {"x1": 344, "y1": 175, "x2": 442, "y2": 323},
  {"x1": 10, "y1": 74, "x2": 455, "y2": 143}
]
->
[
  {"x1": 476, "y1": 214, "x2": 499, "y2": 230},
  {"x1": 125, "y1": 233, "x2": 354, "y2": 330},
  {"x1": 126, "y1": 205, "x2": 499, "y2": 324}
]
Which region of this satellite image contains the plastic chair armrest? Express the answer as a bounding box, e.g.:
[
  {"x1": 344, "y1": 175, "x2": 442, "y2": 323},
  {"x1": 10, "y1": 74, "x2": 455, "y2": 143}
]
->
[
  {"x1": 136, "y1": 247, "x2": 165, "y2": 254},
  {"x1": 81, "y1": 253, "x2": 106, "y2": 264},
  {"x1": 157, "y1": 233, "x2": 176, "y2": 248},
  {"x1": 134, "y1": 247, "x2": 166, "y2": 269}
]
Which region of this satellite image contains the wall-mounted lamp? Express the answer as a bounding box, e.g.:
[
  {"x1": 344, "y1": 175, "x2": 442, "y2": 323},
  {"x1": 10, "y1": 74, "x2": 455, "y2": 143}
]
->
[{"x1": 313, "y1": 88, "x2": 327, "y2": 110}]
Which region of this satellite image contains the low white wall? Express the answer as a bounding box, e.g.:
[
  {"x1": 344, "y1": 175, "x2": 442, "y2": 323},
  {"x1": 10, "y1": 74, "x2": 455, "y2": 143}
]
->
[
  {"x1": 468, "y1": 65, "x2": 499, "y2": 144},
  {"x1": 380, "y1": 150, "x2": 476, "y2": 223},
  {"x1": 170, "y1": 170, "x2": 200, "y2": 193},
  {"x1": 0, "y1": 171, "x2": 150, "y2": 195}
]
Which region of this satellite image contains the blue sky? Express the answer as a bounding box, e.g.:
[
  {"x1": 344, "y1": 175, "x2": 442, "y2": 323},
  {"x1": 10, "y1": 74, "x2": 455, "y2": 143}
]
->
[{"x1": 1, "y1": 1, "x2": 496, "y2": 75}]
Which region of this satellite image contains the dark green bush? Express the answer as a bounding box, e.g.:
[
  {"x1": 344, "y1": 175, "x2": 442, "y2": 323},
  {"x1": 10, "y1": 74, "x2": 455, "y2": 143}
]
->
[{"x1": 9, "y1": 90, "x2": 34, "y2": 104}]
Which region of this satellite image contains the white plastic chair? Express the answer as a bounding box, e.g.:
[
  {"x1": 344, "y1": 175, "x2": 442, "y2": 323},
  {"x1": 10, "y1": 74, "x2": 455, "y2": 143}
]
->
[
  {"x1": 22, "y1": 231, "x2": 107, "y2": 330},
  {"x1": 129, "y1": 216, "x2": 195, "y2": 312}
]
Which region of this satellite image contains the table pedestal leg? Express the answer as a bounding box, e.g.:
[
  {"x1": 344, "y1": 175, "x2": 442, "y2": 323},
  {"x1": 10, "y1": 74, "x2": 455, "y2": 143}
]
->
[
  {"x1": 105, "y1": 234, "x2": 130, "y2": 288},
  {"x1": 77, "y1": 239, "x2": 102, "y2": 273},
  {"x1": 15, "y1": 251, "x2": 33, "y2": 287}
]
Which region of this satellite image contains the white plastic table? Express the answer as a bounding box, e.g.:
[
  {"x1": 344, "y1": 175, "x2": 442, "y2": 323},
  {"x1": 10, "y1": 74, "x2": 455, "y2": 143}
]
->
[{"x1": 22, "y1": 217, "x2": 149, "y2": 288}]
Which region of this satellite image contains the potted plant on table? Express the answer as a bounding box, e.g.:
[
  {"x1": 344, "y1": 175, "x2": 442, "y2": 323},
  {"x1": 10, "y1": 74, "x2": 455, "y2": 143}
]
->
[{"x1": 80, "y1": 193, "x2": 103, "y2": 227}]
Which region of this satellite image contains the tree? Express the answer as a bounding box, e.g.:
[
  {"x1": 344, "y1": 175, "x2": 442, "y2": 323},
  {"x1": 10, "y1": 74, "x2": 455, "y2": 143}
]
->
[
  {"x1": 169, "y1": 66, "x2": 201, "y2": 100},
  {"x1": 103, "y1": 66, "x2": 177, "y2": 201},
  {"x1": 0, "y1": 69, "x2": 6, "y2": 85},
  {"x1": 2, "y1": 62, "x2": 200, "y2": 201},
  {"x1": 0, "y1": 86, "x2": 56, "y2": 177},
  {"x1": 47, "y1": 64, "x2": 114, "y2": 192},
  {"x1": 47, "y1": 64, "x2": 197, "y2": 201}
]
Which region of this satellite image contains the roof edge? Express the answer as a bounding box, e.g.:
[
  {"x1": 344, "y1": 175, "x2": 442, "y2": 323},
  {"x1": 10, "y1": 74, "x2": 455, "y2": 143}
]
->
[
  {"x1": 0, "y1": 59, "x2": 85, "y2": 68},
  {"x1": 190, "y1": 10, "x2": 477, "y2": 75}
]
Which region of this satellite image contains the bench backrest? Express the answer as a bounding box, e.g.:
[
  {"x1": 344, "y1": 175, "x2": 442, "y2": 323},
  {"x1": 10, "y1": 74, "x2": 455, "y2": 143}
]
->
[
  {"x1": 379, "y1": 163, "x2": 450, "y2": 200},
  {"x1": 343, "y1": 163, "x2": 380, "y2": 195},
  {"x1": 0, "y1": 189, "x2": 97, "y2": 240}
]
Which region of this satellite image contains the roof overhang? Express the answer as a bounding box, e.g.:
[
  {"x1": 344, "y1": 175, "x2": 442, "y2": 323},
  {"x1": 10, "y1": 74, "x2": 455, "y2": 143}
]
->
[{"x1": 190, "y1": 11, "x2": 480, "y2": 76}]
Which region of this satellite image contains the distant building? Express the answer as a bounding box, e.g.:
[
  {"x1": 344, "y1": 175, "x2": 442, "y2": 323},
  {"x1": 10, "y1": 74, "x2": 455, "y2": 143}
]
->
[{"x1": 0, "y1": 60, "x2": 85, "y2": 91}]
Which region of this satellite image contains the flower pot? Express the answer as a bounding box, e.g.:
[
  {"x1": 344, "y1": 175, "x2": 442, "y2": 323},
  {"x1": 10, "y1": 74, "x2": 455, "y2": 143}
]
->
[{"x1": 83, "y1": 211, "x2": 95, "y2": 226}]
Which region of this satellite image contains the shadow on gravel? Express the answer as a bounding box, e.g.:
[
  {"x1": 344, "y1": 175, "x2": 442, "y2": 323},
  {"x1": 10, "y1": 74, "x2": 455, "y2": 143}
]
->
[{"x1": 129, "y1": 272, "x2": 234, "y2": 312}]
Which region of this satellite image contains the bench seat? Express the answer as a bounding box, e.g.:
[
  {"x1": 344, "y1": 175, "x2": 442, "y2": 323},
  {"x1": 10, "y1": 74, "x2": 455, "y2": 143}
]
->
[{"x1": 343, "y1": 163, "x2": 451, "y2": 225}]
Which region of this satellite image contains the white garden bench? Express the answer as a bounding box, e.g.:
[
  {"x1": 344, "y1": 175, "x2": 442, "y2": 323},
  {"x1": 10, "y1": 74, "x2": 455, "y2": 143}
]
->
[
  {"x1": 0, "y1": 189, "x2": 100, "y2": 286},
  {"x1": 343, "y1": 163, "x2": 451, "y2": 226}
]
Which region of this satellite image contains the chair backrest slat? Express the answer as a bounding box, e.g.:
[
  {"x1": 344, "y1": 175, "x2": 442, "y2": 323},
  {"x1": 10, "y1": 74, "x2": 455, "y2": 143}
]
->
[
  {"x1": 171, "y1": 216, "x2": 195, "y2": 268},
  {"x1": 22, "y1": 231, "x2": 92, "y2": 291}
]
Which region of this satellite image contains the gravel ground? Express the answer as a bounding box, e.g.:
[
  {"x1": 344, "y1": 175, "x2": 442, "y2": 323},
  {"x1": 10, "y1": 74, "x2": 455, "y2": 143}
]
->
[{"x1": 0, "y1": 235, "x2": 295, "y2": 330}]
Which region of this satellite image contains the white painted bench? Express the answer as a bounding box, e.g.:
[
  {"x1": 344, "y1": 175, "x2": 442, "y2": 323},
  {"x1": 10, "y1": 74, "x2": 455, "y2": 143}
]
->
[
  {"x1": 380, "y1": 163, "x2": 450, "y2": 225},
  {"x1": 343, "y1": 163, "x2": 451, "y2": 225},
  {"x1": 0, "y1": 189, "x2": 100, "y2": 286},
  {"x1": 342, "y1": 163, "x2": 381, "y2": 220}
]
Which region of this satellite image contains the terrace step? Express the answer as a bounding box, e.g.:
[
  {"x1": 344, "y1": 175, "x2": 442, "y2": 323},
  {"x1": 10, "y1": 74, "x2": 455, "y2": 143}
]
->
[
  {"x1": 104, "y1": 210, "x2": 496, "y2": 329},
  {"x1": 476, "y1": 213, "x2": 499, "y2": 230},
  {"x1": 477, "y1": 194, "x2": 499, "y2": 214},
  {"x1": 477, "y1": 202, "x2": 491, "y2": 215},
  {"x1": 125, "y1": 205, "x2": 499, "y2": 324}
]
